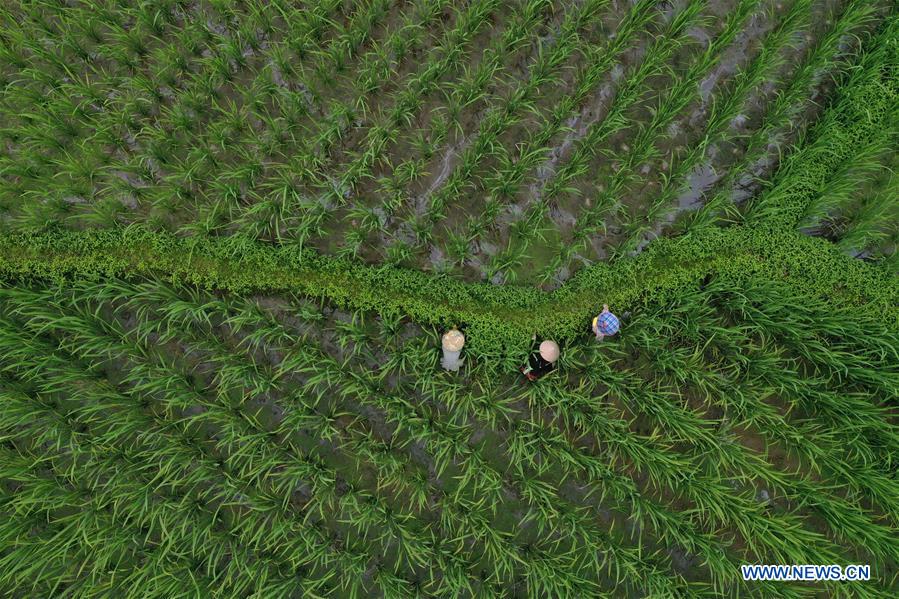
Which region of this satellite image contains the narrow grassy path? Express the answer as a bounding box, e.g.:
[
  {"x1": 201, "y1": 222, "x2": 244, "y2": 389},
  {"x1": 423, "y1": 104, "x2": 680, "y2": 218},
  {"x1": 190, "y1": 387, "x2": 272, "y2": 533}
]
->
[{"x1": 0, "y1": 223, "x2": 894, "y2": 366}]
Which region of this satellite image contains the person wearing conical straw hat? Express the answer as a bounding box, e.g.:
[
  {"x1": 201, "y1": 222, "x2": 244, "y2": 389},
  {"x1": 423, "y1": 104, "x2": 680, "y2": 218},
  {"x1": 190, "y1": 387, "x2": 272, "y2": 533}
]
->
[
  {"x1": 592, "y1": 304, "x2": 619, "y2": 341},
  {"x1": 519, "y1": 337, "x2": 559, "y2": 382},
  {"x1": 441, "y1": 328, "x2": 465, "y2": 372}
]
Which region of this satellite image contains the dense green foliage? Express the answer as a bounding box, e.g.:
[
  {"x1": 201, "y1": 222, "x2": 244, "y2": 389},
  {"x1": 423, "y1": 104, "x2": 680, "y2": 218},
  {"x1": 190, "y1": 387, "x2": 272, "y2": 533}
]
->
[
  {"x1": 0, "y1": 276, "x2": 896, "y2": 597},
  {"x1": 1, "y1": 223, "x2": 896, "y2": 366},
  {"x1": 1, "y1": 0, "x2": 893, "y2": 282},
  {"x1": 743, "y1": 13, "x2": 899, "y2": 233}
]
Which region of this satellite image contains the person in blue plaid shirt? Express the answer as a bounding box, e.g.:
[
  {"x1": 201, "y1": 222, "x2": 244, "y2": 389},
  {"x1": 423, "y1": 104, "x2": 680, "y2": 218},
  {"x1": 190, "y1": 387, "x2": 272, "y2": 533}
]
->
[{"x1": 592, "y1": 304, "x2": 620, "y2": 341}]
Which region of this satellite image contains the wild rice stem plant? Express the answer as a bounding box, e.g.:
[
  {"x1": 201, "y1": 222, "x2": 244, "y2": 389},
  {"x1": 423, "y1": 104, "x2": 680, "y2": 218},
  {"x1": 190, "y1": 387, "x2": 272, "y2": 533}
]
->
[
  {"x1": 0, "y1": 390, "x2": 325, "y2": 597},
  {"x1": 3, "y1": 276, "x2": 872, "y2": 596},
  {"x1": 513, "y1": 0, "x2": 709, "y2": 281},
  {"x1": 517, "y1": 376, "x2": 840, "y2": 596},
  {"x1": 797, "y1": 129, "x2": 895, "y2": 232},
  {"x1": 644, "y1": 285, "x2": 894, "y2": 466},
  {"x1": 168, "y1": 289, "x2": 703, "y2": 596},
  {"x1": 303, "y1": 351, "x2": 694, "y2": 596},
  {"x1": 523, "y1": 347, "x2": 852, "y2": 570},
  {"x1": 260, "y1": 304, "x2": 800, "y2": 596},
  {"x1": 310, "y1": 0, "x2": 394, "y2": 83},
  {"x1": 625, "y1": 298, "x2": 899, "y2": 558},
  {"x1": 741, "y1": 12, "x2": 899, "y2": 228},
  {"x1": 710, "y1": 294, "x2": 897, "y2": 509},
  {"x1": 314, "y1": 0, "x2": 501, "y2": 206},
  {"x1": 531, "y1": 0, "x2": 760, "y2": 269},
  {"x1": 1, "y1": 284, "x2": 499, "y2": 594},
  {"x1": 703, "y1": 288, "x2": 897, "y2": 428},
  {"x1": 0, "y1": 317, "x2": 423, "y2": 597},
  {"x1": 6, "y1": 0, "x2": 445, "y2": 241},
  {"x1": 91, "y1": 2, "x2": 348, "y2": 233},
  {"x1": 710, "y1": 281, "x2": 898, "y2": 398},
  {"x1": 0, "y1": 450, "x2": 218, "y2": 597},
  {"x1": 604, "y1": 0, "x2": 815, "y2": 258},
  {"x1": 646, "y1": 7, "x2": 765, "y2": 152},
  {"x1": 284, "y1": 0, "x2": 450, "y2": 153},
  {"x1": 417, "y1": 0, "x2": 605, "y2": 226},
  {"x1": 835, "y1": 169, "x2": 899, "y2": 258},
  {"x1": 554, "y1": 0, "x2": 707, "y2": 187},
  {"x1": 355, "y1": 1, "x2": 446, "y2": 96},
  {"x1": 680, "y1": 0, "x2": 874, "y2": 229},
  {"x1": 503, "y1": 417, "x2": 746, "y2": 589},
  {"x1": 383, "y1": 0, "x2": 663, "y2": 268},
  {"x1": 474, "y1": 0, "x2": 661, "y2": 203}
]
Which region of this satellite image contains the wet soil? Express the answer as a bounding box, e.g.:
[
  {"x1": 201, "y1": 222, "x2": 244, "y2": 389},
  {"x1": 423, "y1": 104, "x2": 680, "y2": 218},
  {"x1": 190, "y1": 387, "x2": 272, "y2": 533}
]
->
[
  {"x1": 7, "y1": 275, "x2": 896, "y2": 591},
  {"x1": 8, "y1": 0, "x2": 891, "y2": 288}
]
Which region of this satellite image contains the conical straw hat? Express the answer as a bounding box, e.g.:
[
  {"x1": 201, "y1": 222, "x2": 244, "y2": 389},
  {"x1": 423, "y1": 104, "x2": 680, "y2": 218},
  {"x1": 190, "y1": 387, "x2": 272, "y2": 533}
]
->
[
  {"x1": 442, "y1": 329, "x2": 465, "y2": 351},
  {"x1": 539, "y1": 340, "x2": 559, "y2": 362}
]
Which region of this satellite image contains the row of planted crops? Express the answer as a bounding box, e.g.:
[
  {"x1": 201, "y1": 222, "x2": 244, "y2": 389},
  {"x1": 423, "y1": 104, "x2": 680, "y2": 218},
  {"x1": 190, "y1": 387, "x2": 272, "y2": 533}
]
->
[
  {"x1": 0, "y1": 0, "x2": 897, "y2": 597},
  {"x1": 0, "y1": 275, "x2": 896, "y2": 596},
  {"x1": 1, "y1": 0, "x2": 895, "y2": 284}
]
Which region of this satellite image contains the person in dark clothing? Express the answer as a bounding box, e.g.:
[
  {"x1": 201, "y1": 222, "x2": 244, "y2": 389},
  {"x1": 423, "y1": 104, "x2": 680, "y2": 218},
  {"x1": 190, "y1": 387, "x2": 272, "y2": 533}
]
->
[{"x1": 519, "y1": 338, "x2": 559, "y2": 381}]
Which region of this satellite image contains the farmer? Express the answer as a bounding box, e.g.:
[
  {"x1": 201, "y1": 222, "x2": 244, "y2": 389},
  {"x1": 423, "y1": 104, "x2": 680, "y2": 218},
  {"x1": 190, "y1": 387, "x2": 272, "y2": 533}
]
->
[
  {"x1": 440, "y1": 328, "x2": 465, "y2": 372},
  {"x1": 592, "y1": 304, "x2": 620, "y2": 341},
  {"x1": 519, "y1": 338, "x2": 559, "y2": 381}
]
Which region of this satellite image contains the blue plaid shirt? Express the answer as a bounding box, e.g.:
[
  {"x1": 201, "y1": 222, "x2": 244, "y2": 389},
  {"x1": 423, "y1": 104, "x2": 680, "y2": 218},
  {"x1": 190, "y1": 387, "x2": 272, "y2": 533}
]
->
[{"x1": 594, "y1": 311, "x2": 620, "y2": 335}]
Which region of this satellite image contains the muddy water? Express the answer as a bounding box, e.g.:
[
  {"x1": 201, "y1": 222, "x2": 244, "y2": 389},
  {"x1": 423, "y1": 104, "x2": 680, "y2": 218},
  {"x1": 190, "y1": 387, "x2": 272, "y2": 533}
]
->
[
  {"x1": 595, "y1": 0, "x2": 781, "y2": 255},
  {"x1": 253, "y1": 299, "x2": 644, "y2": 587},
  {"x1": 331, "y1": 3, "x2": 563, "y2": 267},
  {"x1": 565, "y1": 0, "x2": 890, "y2": 277},
  {"x1": 663, "y1": 0, "x2": 888, "y2": 239},
  {"x1": 33, "y1": 0, "x2": 888, "y2": 285},
  {"x1": 42, "y1": 273, "x2": 886, "y2": 588}
]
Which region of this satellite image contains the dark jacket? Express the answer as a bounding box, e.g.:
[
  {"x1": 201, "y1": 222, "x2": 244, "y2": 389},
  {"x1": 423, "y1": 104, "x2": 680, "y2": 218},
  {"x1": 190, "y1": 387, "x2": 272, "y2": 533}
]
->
[{"x1": 526, "y1": 341, "x2": 555, "y2": 379}]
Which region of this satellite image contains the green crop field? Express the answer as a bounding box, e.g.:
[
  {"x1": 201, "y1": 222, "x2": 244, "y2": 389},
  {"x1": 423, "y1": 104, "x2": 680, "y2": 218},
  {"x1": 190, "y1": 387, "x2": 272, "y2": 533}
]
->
[{"x1": 0, "y1": 0, "x2": 897, "y2": 597}]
